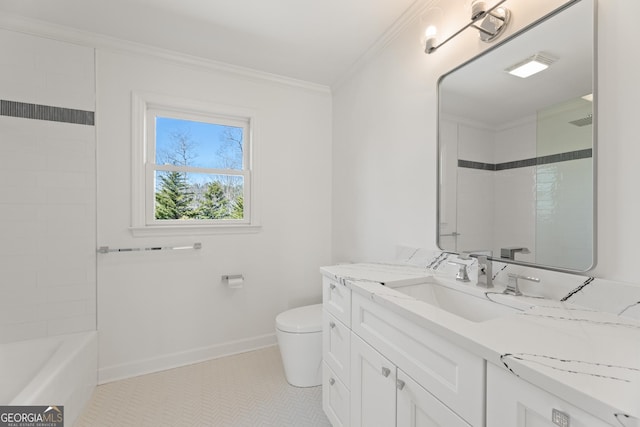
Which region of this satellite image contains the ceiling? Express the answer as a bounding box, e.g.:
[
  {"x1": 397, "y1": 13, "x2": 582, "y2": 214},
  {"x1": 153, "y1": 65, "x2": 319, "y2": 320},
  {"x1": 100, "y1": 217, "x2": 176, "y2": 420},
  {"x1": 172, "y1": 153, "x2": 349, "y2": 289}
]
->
[{"x1": 0, "y1": 0, "x2": 420, "y2": 86}]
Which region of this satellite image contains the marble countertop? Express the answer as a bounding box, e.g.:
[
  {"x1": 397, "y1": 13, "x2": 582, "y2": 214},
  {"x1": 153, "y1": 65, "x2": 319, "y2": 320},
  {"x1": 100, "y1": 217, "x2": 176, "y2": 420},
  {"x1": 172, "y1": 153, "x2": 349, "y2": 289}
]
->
[{"x1": 321, "y1": 260, "x2": 640, "y2": 427}]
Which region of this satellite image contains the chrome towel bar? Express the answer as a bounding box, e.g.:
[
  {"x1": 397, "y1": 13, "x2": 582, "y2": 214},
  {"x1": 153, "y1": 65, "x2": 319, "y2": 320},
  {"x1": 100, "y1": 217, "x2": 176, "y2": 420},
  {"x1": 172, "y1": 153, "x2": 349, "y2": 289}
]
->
[{"x1": 97, "y1": 242, "x2": 202, "y2": 254}]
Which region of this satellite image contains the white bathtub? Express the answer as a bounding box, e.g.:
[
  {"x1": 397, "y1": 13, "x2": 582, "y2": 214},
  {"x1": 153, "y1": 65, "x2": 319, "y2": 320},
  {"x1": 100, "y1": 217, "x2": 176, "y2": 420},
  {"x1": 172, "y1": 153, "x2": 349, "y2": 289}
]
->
[{"x1": 0, "y1": 331, "x2": 97, "y2": 426}]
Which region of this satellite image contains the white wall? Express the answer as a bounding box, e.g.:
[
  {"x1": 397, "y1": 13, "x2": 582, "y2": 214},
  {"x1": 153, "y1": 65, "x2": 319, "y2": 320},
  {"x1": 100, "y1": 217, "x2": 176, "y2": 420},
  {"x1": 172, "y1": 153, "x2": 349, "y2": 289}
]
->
[
  {"x1": 331, "y1": 21, "x2": 435, "y2": 263},
  {"x1": 0, "y1": 30, "x2": 96, "y2": 343},
  {"x1": 96, "y1": 50, "x2": 332, "y2": 382},
  {"x1": 332, "y1": 0, "x2": 640, "y2": 284}
]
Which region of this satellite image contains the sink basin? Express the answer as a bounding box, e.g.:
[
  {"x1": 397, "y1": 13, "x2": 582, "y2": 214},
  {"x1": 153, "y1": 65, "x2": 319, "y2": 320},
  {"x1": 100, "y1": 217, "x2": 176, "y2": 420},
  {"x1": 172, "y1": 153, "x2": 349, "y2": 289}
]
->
[{"x1": 389, "y1": 280, "x2": 523, "y2": 322}]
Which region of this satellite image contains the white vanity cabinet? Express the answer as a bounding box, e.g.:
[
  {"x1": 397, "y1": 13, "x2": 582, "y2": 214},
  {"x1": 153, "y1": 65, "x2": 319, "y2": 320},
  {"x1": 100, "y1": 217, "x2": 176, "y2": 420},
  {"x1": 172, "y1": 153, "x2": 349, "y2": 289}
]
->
[
  {"x1": 322, "y1": 274, "x2": 484, "y2": 427},
  {"x1": 487, "y1": 363, "x2": 614, "y2": 427},
  {"x1": 351, "y1": 292, "x2": 484, "y2": 427},
  {"x1": 322, "y1": 276, "x2": 352, "y2": 427},
  {"x1": 321, "y1": 266, "x2": 632, "y2": 427}
]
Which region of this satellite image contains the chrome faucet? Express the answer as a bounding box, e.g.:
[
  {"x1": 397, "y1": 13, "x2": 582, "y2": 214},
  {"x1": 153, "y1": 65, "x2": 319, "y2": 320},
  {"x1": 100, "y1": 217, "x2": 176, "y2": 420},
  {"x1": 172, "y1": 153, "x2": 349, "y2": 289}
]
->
[
  {"x1": 458, "y1": 251, "x2": 493, "y2": 288},
  {"x1": 504, "y1": 273, "x2": 539, "y2": 296},
  {"x1": 473, "y1": 255, "x2": 493, "y2": 288}
]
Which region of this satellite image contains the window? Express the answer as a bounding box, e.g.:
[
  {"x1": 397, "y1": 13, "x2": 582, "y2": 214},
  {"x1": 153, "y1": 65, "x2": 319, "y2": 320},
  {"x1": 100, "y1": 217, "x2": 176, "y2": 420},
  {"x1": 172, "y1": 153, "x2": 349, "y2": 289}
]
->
[
  {"x1": 132, "y1": 93, "x2": 258, "y2": 235},
  {"x1": 148, "y1": 110, "x2": 249, "y2": 224}
]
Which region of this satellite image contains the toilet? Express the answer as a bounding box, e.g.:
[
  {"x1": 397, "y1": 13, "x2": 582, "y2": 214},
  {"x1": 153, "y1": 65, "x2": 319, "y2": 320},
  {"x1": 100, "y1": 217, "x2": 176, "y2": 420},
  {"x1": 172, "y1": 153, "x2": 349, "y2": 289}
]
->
[{"x1": 275, "y1": 304, "x2": 323, "y2": 387}]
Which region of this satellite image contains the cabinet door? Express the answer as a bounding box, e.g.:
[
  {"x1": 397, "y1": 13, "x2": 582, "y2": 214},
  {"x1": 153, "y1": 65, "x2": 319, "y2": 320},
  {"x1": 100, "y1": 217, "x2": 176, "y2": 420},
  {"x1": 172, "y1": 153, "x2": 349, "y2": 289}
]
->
[
  {"x1": 351, "y1": 334, "x2": 396, "y2": 427},
  {"x1": 323, "y1": 362, "x2": 350, "y2": 427},
  {"x1": 323, "y1": 310, "x2": 350, "y2": 385},
  {"x1": 397, "y1": 369, "x2": 471, "y2": 427},
  {"x1": 487, "y1": 363, "x2": 614, "y2": 427}
]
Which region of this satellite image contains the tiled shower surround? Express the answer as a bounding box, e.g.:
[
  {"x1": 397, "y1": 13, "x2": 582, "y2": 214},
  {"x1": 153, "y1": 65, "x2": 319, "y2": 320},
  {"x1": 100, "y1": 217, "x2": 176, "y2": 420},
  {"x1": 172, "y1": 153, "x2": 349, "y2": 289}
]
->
[
  {"x1": 441, "y1": 97, "x2": 593, "y2": 270},
  {"x1": 0, "y1": 29, "x2": 96, "y2": 343}
]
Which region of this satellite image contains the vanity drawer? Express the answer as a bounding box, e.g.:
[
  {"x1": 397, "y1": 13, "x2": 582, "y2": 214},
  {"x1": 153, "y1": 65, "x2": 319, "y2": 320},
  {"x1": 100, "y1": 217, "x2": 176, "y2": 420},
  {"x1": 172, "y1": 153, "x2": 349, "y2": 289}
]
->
[
  {"x1": 351, "y1": 292, "x2": 484, "y2": 427},
  {"x1": 323, "y1": 362, "x2": 350, "y2": 427},
  {"x1": 323, "y1": 276, "x2": 351, "y2": 327},
  {"x1": 323, "y1": 310, "x2": 350, "y2": 386}
]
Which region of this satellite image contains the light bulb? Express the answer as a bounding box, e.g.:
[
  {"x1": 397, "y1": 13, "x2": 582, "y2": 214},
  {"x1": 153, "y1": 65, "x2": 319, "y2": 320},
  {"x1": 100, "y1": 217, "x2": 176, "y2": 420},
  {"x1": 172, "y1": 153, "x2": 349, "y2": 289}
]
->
[{"x1": 425, "y1": 25, "x2": 437, "y2": 38}]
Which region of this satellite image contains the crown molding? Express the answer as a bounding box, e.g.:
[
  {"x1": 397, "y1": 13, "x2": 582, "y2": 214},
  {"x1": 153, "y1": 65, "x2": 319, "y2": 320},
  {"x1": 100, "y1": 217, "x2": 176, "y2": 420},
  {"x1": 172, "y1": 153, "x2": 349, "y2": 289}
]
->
[
  {"x1": 0, "y1": 12, "x2": 331, "y2": 94},
  {"x1": 331, "y1": 0, "x2": 438, "y2": 90}
]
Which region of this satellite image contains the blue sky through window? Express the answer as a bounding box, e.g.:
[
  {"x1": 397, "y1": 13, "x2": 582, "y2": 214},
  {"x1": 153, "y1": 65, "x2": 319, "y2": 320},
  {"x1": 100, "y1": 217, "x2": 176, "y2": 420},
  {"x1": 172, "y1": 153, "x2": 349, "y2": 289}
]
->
[{"x1": 155, "y1": 116, "x2": 243, "y2": 170}]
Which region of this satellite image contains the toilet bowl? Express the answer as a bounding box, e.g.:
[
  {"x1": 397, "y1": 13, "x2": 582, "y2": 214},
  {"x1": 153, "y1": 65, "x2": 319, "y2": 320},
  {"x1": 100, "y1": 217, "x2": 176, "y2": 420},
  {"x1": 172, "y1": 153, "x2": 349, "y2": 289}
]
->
[{"x1": 275, "y1": 304, "x2": 323, "y2": 387}]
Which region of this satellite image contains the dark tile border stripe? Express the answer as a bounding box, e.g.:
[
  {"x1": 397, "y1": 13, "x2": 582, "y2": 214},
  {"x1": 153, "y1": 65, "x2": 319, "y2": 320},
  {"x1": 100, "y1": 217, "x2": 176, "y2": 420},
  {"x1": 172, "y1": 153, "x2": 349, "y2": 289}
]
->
[
  {"x1": 1, "y1": 100, "x2": 94, "y2": 126},
  {"x1": 495, "y1": 157, "x2": 537, "y2": 171},
  {"x1": 459, "y1": 148, "x2": 592, "y2": 171},
  {"x1": 458, "y1": 160, "x2": 496, "y2": 171}
]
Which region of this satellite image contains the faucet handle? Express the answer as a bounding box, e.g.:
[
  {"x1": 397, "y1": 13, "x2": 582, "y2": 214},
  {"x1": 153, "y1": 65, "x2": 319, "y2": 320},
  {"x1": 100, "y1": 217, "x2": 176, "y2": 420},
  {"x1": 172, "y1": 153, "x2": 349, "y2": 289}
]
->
[
  {"x1": 504, "y1": 273, "x2": 539, "y2": 296},
  {"x1": 508, "y1": 273, "x2": 540, "y2": 283},
  {"x1": 448, "y1": 261, "x2": 470, "y2": 282}
]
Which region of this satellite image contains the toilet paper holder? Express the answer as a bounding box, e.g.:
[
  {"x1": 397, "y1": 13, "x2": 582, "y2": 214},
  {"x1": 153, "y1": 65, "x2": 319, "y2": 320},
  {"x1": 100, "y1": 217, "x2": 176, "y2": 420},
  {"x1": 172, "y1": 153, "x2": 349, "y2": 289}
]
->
[{"x1": 222, "y1": 274, "x2": 244, "y2": 288}]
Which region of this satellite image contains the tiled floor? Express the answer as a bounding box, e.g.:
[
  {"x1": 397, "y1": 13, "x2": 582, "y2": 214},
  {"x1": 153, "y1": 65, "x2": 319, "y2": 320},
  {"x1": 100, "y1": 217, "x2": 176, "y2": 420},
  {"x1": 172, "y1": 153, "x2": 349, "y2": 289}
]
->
[{"x1": 74, "y1": 346, "x2": 331, "y2": 427}]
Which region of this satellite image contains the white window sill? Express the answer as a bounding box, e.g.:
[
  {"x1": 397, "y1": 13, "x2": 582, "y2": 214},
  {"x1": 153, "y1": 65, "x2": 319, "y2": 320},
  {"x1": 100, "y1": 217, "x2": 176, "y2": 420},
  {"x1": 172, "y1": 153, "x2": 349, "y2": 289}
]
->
[{"x1": 130, "y1": 224, "x2": 262, "y2": 237}]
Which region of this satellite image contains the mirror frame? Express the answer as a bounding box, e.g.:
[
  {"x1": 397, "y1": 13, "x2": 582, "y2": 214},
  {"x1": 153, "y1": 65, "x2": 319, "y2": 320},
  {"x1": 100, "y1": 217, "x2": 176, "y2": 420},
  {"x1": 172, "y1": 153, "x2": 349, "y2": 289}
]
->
[{"x1": 436, "y1": 0, "x2": 597, "y2": 273}]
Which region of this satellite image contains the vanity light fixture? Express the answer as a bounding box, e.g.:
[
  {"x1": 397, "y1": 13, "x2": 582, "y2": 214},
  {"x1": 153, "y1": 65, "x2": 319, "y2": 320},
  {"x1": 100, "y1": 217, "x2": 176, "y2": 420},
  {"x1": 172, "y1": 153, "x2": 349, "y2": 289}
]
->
[
  {"x1": 505, "y1": 53, "x2": 556, "y2": 78},
  {"x1": 582, "y1": 93, "x2": 593, "y2": 102},
  {"x1": 424, "y1": 25, "x2": 438, "y2": 53},
  {"x1": 424, "y1": 0, "x2": 511, "y2": 54}
]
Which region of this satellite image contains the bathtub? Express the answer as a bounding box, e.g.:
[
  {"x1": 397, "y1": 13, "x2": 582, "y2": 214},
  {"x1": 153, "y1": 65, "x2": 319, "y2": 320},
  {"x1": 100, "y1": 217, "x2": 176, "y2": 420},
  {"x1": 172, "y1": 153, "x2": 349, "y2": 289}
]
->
[{"x1": 1, "y1": 331, "x2": 97, "y2": 426}]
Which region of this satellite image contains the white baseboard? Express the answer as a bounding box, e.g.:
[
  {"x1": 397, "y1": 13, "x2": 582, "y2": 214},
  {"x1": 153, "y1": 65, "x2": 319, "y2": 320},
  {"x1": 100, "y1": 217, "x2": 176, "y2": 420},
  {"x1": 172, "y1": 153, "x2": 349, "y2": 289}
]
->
[{"x1": 98, "y1": 333, "x2": 277, "y2": 384}]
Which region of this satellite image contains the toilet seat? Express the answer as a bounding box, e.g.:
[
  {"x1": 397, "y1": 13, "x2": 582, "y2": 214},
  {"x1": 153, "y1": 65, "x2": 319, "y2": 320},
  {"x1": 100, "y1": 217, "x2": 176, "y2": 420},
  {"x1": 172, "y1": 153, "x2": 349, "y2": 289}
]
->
[{"x1": 275, "y1": 304, "x2": 322, "y2": 333}]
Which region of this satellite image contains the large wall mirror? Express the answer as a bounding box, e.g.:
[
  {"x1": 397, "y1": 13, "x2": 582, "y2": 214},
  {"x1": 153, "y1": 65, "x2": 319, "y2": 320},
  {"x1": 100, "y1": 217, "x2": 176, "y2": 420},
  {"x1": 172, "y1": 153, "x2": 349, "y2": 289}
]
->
[{"x1": 437, "y1": 0, "x2": 595, "y2": 272}]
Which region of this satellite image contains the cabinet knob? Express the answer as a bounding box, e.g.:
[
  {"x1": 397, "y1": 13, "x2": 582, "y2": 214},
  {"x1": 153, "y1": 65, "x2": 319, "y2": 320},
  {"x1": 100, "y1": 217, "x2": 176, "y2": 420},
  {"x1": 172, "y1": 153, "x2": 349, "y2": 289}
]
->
[
  {"x1": 551, "y1": 408, "x2": 570, "y2": 427},
  {"x1": 329, "y1": 378, "x2": 335, "y2": 386},
  {"x1": 396, "y1": 379, "x2": 406, "y2": 390},
  {"x1": 381, "y1": 367, "x2": 391, "y2": 377},
  {"x1": 329, "y1": 283, "x2": 336, "y2": 290},
  {"x1": 329, "y1": 321, "x2": 336, "y2": 329}
]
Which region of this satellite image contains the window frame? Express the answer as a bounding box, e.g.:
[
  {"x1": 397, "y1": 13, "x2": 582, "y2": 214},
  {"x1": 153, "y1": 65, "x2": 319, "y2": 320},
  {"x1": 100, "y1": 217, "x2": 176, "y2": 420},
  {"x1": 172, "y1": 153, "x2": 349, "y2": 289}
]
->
[{"x1": 131, "y1": 92, "x2": 260, "y2": 236}]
